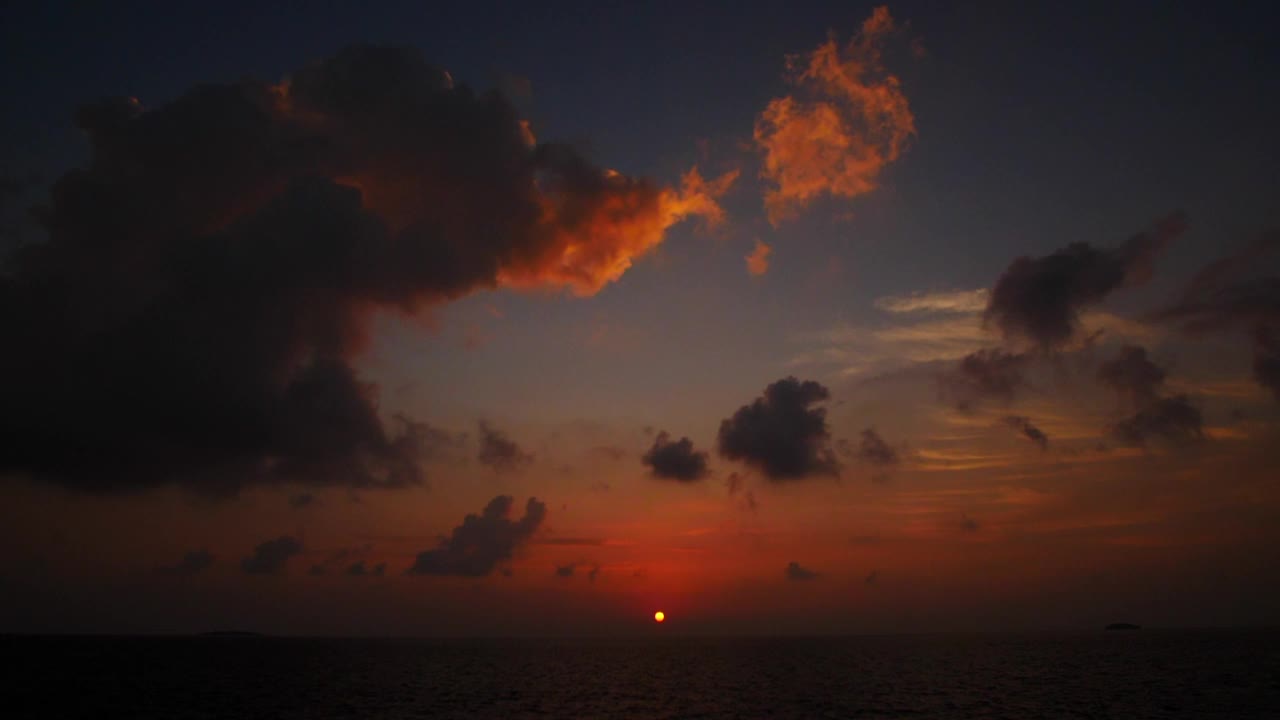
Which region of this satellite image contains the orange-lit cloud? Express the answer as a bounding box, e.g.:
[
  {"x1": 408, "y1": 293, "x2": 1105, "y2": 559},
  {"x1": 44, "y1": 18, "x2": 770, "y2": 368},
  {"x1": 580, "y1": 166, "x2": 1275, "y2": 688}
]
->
[
  {"x1": 0, "y1": 44, "x2": 735, "y2": 495},
  {"x1": 754, "y1": 6, "x2": 915, "y2": 224},
  {"x1": 498, "y1": 166, "x2": 738, "y2": 296},
  {"x1": 746, "y1": 239, "x2": 773, "y2": 276}
]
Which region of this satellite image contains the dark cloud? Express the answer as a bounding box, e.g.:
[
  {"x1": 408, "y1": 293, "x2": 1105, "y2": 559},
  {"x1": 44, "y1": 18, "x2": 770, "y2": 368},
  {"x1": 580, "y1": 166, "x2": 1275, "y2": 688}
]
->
[
  {"x1": 785, "y1": 561, "x2": 819, "y2": 581},
  {"x1": 985, "y1": 213, "x2": 1185, "y2": 349},
  {"x1": 960, "y1": 514, "x2": 980, "y2": 533},
  {"x1": 940, "y1": 349, "x2": 1029, "y2": 409},
  {"x1": 717, "y1": 377, "x2": 840, "y2": 481},
  {"x1": 1089, "y1": 344, "x2": 1204, "y2": 448},
  {"x1": 241, "y1": 536, "x2": 302, "y2": 575},
  {"x1": 0, "y1": 45, "x2": 731, "y2": 495},
  {"x1": 641, "y1": 431, "x2": 710, "y2": 482},
  {"x1": 1111, "y1": 395, "x2": 1204, "y2": 448},
  {"x1": 854, "y1": 428, "x2": 899, "y2": 466},
  {"x1": 588, "y1": 565, "x2": 601, "y2": 583},
  {"x1": 157, "y1": 549, "x2": 214, "y2": 576},
  {"x1": 1097, "y1": 345, "x2": 1166, "y2": 408},
  {"x1": 1152, "y1": 234, "x2": 1280, "y2": 401},
  {"x1": 289, "y1": 493, "x2": 317, "y2": 510},
  {"x1": 1003, "y1": 416, "x2": 1048, "y2": 451},
  {"x1": 477, "y1": 421, "x2": 534, "y2": 472},
  {"x1": 346, "y1": 560, "x2": 386, "y2": 577},
  {"x1": 408, "y1": 495, "x2": 546, "y2": 577},
  {"x1": 554, "y1": 563, "x2": 576, "y2": 578}
]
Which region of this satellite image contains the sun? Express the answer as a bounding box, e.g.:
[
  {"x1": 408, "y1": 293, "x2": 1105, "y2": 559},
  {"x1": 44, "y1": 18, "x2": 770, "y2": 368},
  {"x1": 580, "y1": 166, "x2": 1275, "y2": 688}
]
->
[{"x1": 653, "y1": 610, "x2": 665, "y2": 623}]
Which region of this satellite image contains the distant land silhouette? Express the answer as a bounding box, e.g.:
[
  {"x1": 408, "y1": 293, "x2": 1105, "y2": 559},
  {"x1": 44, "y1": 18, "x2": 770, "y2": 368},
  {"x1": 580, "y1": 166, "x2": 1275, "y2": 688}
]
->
[
  {"x1": 1105, "y1": 623, "x2": 1141, "y2": 631},
  {"x1": 199, "y1": 631, "x2": 266, "y2": 637}
]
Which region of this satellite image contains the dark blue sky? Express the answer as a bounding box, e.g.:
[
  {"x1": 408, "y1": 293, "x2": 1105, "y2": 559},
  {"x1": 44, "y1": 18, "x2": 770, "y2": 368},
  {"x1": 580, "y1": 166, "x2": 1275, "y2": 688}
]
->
[{"x1": 3, "y1": 0, "x2": 1277, "y2": 424}]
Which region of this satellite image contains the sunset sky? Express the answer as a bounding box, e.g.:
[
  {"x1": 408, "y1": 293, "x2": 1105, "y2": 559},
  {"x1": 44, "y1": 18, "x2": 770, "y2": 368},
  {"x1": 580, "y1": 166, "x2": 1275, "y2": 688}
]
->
[{"x1": 2, "y1": 1, "x2": 1278, "y2": 636}]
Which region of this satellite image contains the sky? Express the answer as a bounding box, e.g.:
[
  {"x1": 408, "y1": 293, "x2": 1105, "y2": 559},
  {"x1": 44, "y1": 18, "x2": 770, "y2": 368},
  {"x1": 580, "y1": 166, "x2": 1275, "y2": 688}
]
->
[{"x1": 1, "y1": 1, "x2": 1279, "y2": 636}]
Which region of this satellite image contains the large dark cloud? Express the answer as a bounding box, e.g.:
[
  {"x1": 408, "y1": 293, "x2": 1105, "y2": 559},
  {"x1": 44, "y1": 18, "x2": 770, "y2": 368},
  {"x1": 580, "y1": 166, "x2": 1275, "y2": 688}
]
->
[
  {"x1": 476, "y1": 422, "x2": 534, "y2": 472},
  {"x1": 408, "y1": 495, "x2": 546, "y2": 577},
  {"x1": 157, "y1": 549, "x2": 214, "y2": 576},
  {"x1": 939, "y1": 348, "x2": 1029, "y2": 409},
  {"x1": 641, "y1": 431, "x2": 710, "y2": 482},
  {"x1": 240, "y1": 536, "x2": 302, "y2": 575},
  {"x1": 1111, "y1": 395, "x2": 1204, "y2": 448},
  {"x1": 984, "y1": 213, "x2": 1185, "y2": 349},
  {"x1": 1003, "y1": 416, "x2": 1048, "y2": 451},
  {"x1": 1097, "y1": 345, "x2": 1166, "y2": 408},
  {"x1": 0, "y1": 45, "x2": 730, "y2": 494},
  {"x1": 717, "y1": 377, "x2": 840, "y2": 481}
]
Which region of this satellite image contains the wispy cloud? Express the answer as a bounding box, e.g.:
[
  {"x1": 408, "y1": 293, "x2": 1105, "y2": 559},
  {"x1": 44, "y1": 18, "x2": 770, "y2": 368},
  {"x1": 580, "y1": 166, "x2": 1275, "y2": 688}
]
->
[{"x1": 874, "y1": 289, "x2": 989, "y2": 314}]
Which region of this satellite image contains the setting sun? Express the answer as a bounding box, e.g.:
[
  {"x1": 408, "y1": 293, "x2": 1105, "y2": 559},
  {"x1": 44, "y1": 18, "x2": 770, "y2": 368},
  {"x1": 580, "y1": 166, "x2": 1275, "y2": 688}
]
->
[{"x1": 654, "y1": 611, "x2": 665, "y2": 623}]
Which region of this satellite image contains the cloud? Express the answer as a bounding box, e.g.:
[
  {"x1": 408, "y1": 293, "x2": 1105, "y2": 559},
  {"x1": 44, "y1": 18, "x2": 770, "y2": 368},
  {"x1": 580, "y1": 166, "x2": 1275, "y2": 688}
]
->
[
  {"x1": 717, "y1": 377, "x2": 840, "y2": 481},
  {"x1": 346, "y1": 560, "x2": 386, "y2": 577},
  {"x1": 726, "y1": 471, "x2": 744, "y2": 495},
  {"x1": 985, "y1": 213, "x2": 1185, "y2": 349},
  {"x1": 855, "y1": 428, "x2": 899, "y2": 466},
  {"x1": 641, "y1": 431, "x2": 710, "y2": 482},
  {"x1": 1255, "y1": 326, "x2": 1280, "y2": 400},
  {"x1": 408, "y1": 495, "x2": 546, "y2": 577},
  {"x1": 477, "y1": 421, "x2": 534, "y2": 472},
  {"x1": 157, "y1": 549, "x2": 214, "y2": 576},
  {"x1": 588, "y1": 565, "x2": 601, "y2": 582},
  {"x1": 1111, "y1": 395, "x2": 1204, "y2": 448},
  {"x1": 1090, "y1": 344, "x2": 1204, "y2": 447},
  {"x1": 754, "y1": 6, "x2": 915, "y2": 224},
  {"x1": 0, "y1": 45, "x2": 734, "y2": 494},
  {"x1": 796, "y1": 303, "x2": 1152, "y2": 379},
  {"x1": 1002, "y1": 416, "x2": 1048, "y2": 451},
  {"x1": 241, "y1": 536, "x2": 302, "y2": 575},
  {"x1": 1097, "y1": 345, "x2": 1166, "y2": 408},
  {"x1": 1152, "y1": 233, "x2": 1280, "y2": 400},
  {"x1": 785, "y1": 561, "x2": 820, "y2": 581},
  {"x1": 939, "y1": 348, "x2": 1029, "y2": 409},
  {"x1": 745, "y1": 239, "x2": 772, "y2": 276},
  {"x1": 874, "y1": 289, "x2": 990, "y2": 314}
]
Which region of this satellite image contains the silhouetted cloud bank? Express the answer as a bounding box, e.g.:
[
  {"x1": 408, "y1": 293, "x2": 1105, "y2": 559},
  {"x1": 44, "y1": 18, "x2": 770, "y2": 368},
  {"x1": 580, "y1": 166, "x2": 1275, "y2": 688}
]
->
[{"x1": 0, "y1": 45, "x2": 732, "y2": 494}]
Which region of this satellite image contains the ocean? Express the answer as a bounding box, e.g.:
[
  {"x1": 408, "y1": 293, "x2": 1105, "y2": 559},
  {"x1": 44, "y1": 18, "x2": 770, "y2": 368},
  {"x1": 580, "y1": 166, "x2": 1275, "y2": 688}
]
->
[{"x1": 6, "y1": 630, "x2": 1278, "y2": 718}]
